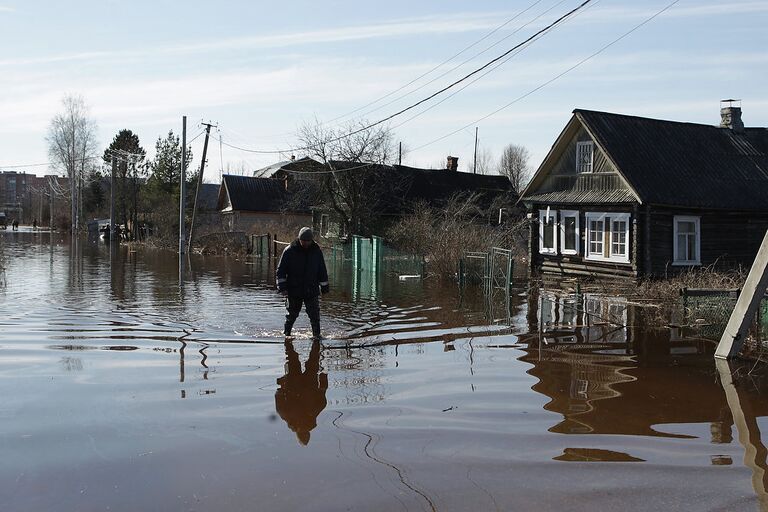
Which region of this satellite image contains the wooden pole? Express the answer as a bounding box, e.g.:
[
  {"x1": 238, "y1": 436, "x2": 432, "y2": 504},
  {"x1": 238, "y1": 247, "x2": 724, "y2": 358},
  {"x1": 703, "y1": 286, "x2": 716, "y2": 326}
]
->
[
  {"x1": 110, "y1": 157, "x2": 116, "y2": 240},
  {"x1": 179, "y1": 116, "x2": 187, "y2": 255},
  {"x1": 188, "y1": 122, "x2": 213, "y2": 253},
  {"x1": 473, "y1": 126, "x2": 478, "y2": 174}
]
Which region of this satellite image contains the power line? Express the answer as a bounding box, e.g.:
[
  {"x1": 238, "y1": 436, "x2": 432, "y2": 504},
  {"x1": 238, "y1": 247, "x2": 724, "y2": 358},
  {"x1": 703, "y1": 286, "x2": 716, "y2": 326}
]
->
[
  {"x1": 391, "y1": 0, "x2": 601, "y2": 130},
  {"x1": 232, "y1": 1, "x2": 549, "y2": 143},
  {"x1": 1, "y1": 129, "x2": 206, "y2": 171},
  {"x1": 324, "y1": 0, "x2": 547, "y2": 125},
  {"x1": 345, "y1": 0, "x2": 571, "y2": 124},
  {"x1": 215, "y1": 0, "x2": 594, "y2": 156},
  {"x1": 411, "y1": 0, "x2": 681, "y2": 152}
]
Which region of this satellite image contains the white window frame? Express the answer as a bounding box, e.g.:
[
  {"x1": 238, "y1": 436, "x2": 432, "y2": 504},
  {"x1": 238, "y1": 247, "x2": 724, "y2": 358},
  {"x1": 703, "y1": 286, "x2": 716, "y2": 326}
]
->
[
  {"x1": 576, "y1": 141, "x2": 594, "y2": 173},
  {"x1": 673, "y1": 215, "x2": 701, "y2": 266},
  {"x1": 584, "y1": 212, "x2": 630, "y2": 263},
  {"x1": 539, "y1": 209, "x2": 557, "y2": 255},
  {"x1": 559, "y1": 210, "x2": 580, "y2": 255}
]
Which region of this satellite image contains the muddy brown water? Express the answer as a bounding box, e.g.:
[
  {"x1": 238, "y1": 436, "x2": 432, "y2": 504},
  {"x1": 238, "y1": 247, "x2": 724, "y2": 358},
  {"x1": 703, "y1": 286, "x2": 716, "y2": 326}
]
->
[{"x1": 1, "y1": 232, "x2": 767, "y2": 512}]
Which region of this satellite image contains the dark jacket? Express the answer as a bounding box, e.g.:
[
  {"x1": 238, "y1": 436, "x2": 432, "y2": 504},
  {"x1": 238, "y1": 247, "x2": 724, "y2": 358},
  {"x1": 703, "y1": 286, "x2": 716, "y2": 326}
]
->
[{"x1": 276, "y1": 240, "x2": 329, "y2": 298}]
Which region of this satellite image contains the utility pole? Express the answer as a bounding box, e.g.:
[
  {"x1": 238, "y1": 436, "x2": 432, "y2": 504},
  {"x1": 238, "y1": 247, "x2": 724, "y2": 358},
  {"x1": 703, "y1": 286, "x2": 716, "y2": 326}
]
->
[
  {"x1": 473, "y1": 127, "x2": 479, "y2": 175},
  {"x1": 188, "y1": 122, "x2": 215, "y2": 253},
  {"x1": 49, "y1": 177, "x2": 54, "y2": 231},
  {"x1": 110, "y1": 157, "x2": 117, "y2": 240},
  {"x1": 179, "y1": 116, "x2": 187, "y2": 256},
  {"x1": 218, "y1": 128, "x2": 223, "y2": 183},
  {"x1": 398, "y1": 141, "x2": 402, "y2": 166}
]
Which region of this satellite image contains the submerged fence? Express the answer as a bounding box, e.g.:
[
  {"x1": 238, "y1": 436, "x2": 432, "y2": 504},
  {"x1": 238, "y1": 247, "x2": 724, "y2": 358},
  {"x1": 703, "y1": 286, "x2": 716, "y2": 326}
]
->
[
  {"x1": 679, "y1": 288, "x2": 768, "y2": 356},
  {"x1": 458, "y1": 248, "x2": 515, "y2": 294},
  {"x1": 250, "y1": 233, "x2": 272, "y2": 258}
]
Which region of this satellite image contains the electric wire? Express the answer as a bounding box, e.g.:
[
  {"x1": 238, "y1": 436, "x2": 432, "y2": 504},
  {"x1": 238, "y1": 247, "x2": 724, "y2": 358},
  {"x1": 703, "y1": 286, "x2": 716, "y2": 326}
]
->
[
  {"x1": 411, "y1": 0, "x2": 681, "y2": 152},
  {"x1": 324, "y1": 0, "x2": 547, "y2": 125},
  {"x1": 1, "y1": 129, "x2": 205, "y2": 172},
  {"x1": 347, "y1": 0, "x2": 570, "y2": 124},
  {"x1": 214, "y1": 0, "x2": 594, "y2": 156},
  {"x1": 391, "y1": 0, "x2": 601, "y2": 130}
]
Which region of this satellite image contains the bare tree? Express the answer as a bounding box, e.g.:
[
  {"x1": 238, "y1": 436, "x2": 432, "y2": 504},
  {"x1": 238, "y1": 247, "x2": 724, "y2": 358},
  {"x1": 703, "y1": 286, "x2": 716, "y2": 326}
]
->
[
  {"x1": 296, "y1": 119, "x2": 399, "y2": 235},
  {"x1": 46, "y1": 94, "x2": 98, "y2": 234},
  {"x1": 498, "y1": 143, "x2": 531, "y2": 193},
  {"x1": 468, "y1": 146, "x2": 494, "y2": 175}
]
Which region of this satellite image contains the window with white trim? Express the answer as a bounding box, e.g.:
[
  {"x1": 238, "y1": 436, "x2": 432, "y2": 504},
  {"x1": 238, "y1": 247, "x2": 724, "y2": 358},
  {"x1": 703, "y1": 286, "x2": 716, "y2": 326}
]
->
[
  {"x1": 673, "y1": 216, "x2": 700, "y2": 265},
  {"x1": 539, "y1": 209, "x2": 557, "y2": 255},
  {"x1": 585, "y1": 212, "x2": 630, "y2": 263},
  {"x1": 559, "y1": 210, "x2": 579, "y2": 255},
  {"x1": 576, "y1": 141, "x2": 594, "y2": 173}
]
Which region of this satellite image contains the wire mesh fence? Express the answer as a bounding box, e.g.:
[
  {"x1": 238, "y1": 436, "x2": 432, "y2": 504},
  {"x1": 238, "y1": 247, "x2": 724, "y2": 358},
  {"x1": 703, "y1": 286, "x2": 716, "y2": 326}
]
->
[{"x1": 679, "y1": 288, "x2": 768, "y2": 359}]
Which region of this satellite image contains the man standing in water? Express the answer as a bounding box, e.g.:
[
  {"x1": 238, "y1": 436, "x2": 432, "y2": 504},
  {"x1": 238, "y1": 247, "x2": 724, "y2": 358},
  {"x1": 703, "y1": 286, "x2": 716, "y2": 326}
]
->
[{"x1": 276, "y1": 227, "x2": 329, "y2": 340}]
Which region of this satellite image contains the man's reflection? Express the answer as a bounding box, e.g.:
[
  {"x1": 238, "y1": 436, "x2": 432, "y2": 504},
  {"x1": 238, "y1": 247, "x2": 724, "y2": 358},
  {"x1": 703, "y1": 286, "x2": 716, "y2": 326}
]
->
[{"x1": 275, "y1": 340, "x2": 328, "y2": 445}]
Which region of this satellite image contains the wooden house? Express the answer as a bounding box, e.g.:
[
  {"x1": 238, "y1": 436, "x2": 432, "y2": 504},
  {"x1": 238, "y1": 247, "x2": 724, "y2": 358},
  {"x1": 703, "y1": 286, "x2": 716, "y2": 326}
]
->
[
  {"x1": 519, "y1": 104, "x2": 768, "y2": 280},
  {"x1": 270, "y1": 156, "x2": 516, "y2": 238},
  {"x1": 216, "y1": 175, "x2": 314, "y2": 235}
]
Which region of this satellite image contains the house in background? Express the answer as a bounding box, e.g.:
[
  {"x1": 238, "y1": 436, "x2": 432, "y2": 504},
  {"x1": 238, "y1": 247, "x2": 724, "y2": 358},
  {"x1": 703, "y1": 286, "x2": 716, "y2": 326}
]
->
[
  {"x1": 216, "y1": 175, "x2": 314, "y2": 235},
  {"x1": 271, "y1": 156, "x2": 517, "y2": 239},
  {"x1": 519, "y1": 102, "x2": 768, "y2": 280}
]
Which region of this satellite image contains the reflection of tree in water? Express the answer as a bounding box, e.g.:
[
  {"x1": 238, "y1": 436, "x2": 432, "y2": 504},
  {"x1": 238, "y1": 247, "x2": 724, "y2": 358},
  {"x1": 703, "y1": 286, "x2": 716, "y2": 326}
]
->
[{"x1": 275, "y1": 340, "x2": 328, "y2": 446}]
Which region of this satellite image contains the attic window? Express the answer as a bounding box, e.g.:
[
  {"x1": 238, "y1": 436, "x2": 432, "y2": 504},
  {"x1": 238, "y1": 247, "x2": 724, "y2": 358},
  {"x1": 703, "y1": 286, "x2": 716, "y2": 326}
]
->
[{"x1": 576, "y1": 141, "x2": 593, "y2": 173}]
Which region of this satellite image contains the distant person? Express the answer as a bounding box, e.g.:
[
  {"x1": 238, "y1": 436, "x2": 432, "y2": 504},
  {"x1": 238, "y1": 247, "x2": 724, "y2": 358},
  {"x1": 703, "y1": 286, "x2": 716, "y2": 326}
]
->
[
  {"x1": 32, "y1": 218, "x2": 37, "y2": 230},
  {"x1": 274, "y1": 339, "x2": 328, "y2": 445},
  {"x1": 276, "y1": 227, "x2": 329, "y2": 340},
  {"x1": 11, "y1": 219, "x2": 18, "y2": 231}
]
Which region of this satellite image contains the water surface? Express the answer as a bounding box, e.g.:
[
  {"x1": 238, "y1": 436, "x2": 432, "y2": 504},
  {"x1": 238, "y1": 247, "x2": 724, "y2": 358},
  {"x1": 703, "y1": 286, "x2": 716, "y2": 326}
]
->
[{"x1": 1, "y1": 233, "x2": 767, "y2": 512}]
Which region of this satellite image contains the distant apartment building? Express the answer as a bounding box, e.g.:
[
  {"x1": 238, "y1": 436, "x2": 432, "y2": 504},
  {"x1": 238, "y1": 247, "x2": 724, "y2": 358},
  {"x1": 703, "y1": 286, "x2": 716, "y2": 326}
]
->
[
  {"x1": 0, "y1": 171, "x2": 30, "y2": 223},
  {"x1": 0, "y1": 171, "x2": 70, "y2": 226}
]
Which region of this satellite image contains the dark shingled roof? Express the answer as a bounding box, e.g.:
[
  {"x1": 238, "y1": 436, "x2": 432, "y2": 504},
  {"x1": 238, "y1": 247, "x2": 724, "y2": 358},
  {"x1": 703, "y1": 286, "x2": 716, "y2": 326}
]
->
[
  {"x1": 320, "y1": 161, "x2": 515, "y2": 211},
  {"x1": 388, "y1": 164, "x2": 515, "y2": 211},
  {"x1": 267, "y1": 158, "x2": 516, "y2": 212},
  {"x1": 575, "y1": 109, "x2": 768, "y2": 210},
  {"x1": 218, "y1": 175, "x2": 313, "y2": 213}
]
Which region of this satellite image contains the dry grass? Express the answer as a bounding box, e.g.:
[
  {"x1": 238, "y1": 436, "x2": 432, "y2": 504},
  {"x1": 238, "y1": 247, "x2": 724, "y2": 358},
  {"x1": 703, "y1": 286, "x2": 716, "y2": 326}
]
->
[
  {"x1": 385, "y1": 193, "x2": 527, "y2": 279},
  {"x1": 634, "y1": 264, "x2": 747, "y2": 302}
]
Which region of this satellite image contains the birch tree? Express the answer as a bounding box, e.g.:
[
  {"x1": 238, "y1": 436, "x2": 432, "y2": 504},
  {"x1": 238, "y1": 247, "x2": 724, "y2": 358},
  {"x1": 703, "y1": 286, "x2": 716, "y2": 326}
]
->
[
  {"x1": 46, "y1": 94, "x2": 99, "y2": 234},
  {"x1": 498, "y1": 143, "x2": 531, "y2": 194},
  {"x1": 296, "y1": 119, "x2": 398, "y2": 236}
]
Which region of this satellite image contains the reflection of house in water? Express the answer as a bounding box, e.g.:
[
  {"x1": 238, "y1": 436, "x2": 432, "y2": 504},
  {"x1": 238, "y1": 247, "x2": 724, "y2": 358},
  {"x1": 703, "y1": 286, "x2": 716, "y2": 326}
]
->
[
  {"x1": 538, "y1": 292, "x2": 629, "y2": 345},
  {"x1": 521, "y1": 290, "x2": 761, "y2": 438}
]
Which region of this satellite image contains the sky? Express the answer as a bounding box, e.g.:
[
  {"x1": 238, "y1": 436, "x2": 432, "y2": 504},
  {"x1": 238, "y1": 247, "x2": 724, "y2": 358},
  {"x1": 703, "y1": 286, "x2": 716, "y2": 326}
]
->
[{"x1": 1, "y1": 0, "x2": 767, "y2": 181}]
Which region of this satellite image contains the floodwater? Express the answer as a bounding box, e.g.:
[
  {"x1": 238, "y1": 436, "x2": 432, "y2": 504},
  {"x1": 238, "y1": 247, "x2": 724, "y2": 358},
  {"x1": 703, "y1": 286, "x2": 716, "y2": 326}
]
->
[{"x1": 1, "y1": 232, "x2": 768, "y2": 512}]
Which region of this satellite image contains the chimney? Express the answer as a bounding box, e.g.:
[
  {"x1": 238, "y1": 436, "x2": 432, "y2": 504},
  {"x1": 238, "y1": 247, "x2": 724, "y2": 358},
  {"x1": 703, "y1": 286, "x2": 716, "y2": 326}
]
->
[
  {"x1": 446, "y1": 155, "x2": 459, "y2": 172},
  {"x1": 720, "y1": 99, "x2": 744, "y2": 133}
]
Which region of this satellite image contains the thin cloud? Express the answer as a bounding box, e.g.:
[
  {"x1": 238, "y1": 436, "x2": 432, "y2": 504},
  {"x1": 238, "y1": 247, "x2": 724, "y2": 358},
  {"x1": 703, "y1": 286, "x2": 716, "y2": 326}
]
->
[
  {"x1": 0, "y1": 13, "x2": 505, "y2": 67},
  {"x1": 581, "y1": 1, "x2": 768, "y2": 23},
  {"x1": 0, "y1": 6, "x2": 15, "y2": 12}
]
